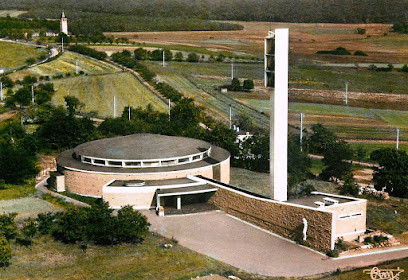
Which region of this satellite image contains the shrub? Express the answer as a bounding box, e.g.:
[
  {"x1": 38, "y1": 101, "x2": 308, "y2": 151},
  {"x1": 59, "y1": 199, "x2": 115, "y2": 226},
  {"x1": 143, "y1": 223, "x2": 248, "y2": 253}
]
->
[
  {"x1": 316, "y1": 47, "x2": 351, "y2": 55},
  {"x1": 186, "y1": 53, "x2": 199, "y2": 62},
  {"x1": 339, "y1": 175, "x2": 359, "y2": 196},
  {"x1": 21, "y1": 218, "x2": 37, "y2": 239},
  {"x1": 364, "y1": 236, "x2": 373, "y2": 244},
  {"x1": 0, "y1": 236, "x2": 11, "y2": 267},
  {"x1": 335, "y1": 238, "x2": 347, "y2": 251},
  {"x1": 231, "y1": 77, "x2": 241, "y2": 91},
  {"x1": 356, "y1": 28, "x2": 366, "y2": 34},
  {"x1": 354, "y1": 50, "x2": 368, "y2": 56},
  {"x1": 37, "y1": 212, "x2": 58, "y2": 235},
  {"x1": 216, "y1": 54, "x2": 225, "y2": 62},
  {"x1": 0, "y1": 213, "x2": 17, "y2": 240},
  {"x1": 243, "y1": 79, "x2": 254, "y2": 91},
  {"x1": 327, "y1": 249, "x2": 339, "y2": 257},
  {"x1": 174, "y1": 52, "x2": 184, "y2": 62},
  {"x1": 116, "y1": 205, "x2": 150, "y2": 243}
]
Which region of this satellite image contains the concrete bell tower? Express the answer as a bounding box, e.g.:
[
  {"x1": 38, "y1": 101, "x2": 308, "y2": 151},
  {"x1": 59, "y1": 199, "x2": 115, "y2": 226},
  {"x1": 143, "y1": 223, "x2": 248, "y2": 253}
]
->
[
  {"x1": 60, "y1": 11, "x2": 68, "y2": 35},
  {"x1": 265, "y1": 28, "x2": 289, "y2": 202}
]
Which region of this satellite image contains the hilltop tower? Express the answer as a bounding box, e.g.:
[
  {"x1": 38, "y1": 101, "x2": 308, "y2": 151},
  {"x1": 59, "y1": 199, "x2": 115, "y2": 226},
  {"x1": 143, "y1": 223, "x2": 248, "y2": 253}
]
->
[{"x1": 60, "y1": 11, "x2": 68, "y2": 35}]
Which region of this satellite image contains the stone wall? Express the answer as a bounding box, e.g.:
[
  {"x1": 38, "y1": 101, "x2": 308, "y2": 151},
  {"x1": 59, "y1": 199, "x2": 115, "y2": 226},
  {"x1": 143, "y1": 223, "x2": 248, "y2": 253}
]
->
[
  {"x1": 209, "y1": 186, "x2": 333, "y2": 252},
  {"x1": 63, "y1": 166, "x2": 215, "y2": 197}
]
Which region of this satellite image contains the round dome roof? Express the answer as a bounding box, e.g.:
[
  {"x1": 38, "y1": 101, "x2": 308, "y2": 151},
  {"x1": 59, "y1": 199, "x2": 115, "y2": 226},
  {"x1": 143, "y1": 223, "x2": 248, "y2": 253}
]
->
[{"x1": 73, "y1": 133, "x2": 211, "y2": 160}]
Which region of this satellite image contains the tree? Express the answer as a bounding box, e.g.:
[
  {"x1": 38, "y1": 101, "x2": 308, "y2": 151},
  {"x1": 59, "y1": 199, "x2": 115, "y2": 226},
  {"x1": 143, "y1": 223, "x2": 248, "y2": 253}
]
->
[
  {"x1": 116, "y1": 205, "x2": 150, "y2": 243},
  {"x1": 402, "y1": 64, "x2": 408, "y2": 73},
  {"x1": 243, "y1": 79, "x2": 254, "y2": 91},
  {"x1": 371, "y1": 148, "x2": 408, "y2": 198},
  {"x1": 22, "y1": 75, "x2": 37, "y2": 85},
  {"x1": 174, "y1": 52, "x2": 183, "y2": 62},
  {"x1": 0, "y1": 76, "x2": 14, "y2": 88},
  {"x1": 186, "y1": 52, "x2": 199, "y2": 62},
  {"x1": 231, "y1": 77, "x2": 241, "y2": 91},
  {"x1": 216, "y1": 54, "x2": 225, "y2": 62},
  {"x1": 13, "y1": 87, "x2": 31, "y2": 107},
  {"x1": 308, "y1": 124, "x2": 337, "y2": 154},
  {"x1": 320, "y1": 141, "x2": 353, "y2": 182},
  {"x1": 64, "y1": 96, "x2": 83, "y2": 117},
  {"x1": 134, "y1": 48, "x2": 148, "y2": 60},
  {"x1": 0, "y1": 236, "x2": 11, "y2": 267},
  {"x1": 288, "y1": 135, "x2": 312, "y2": 188},
  {"x1": 0, "y1": 141, "x2": 38, "y2": 183}
]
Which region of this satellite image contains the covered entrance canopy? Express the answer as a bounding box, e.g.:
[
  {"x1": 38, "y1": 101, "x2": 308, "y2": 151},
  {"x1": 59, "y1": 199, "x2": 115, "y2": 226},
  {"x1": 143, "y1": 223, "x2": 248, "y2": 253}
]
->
[{"x1": 156, "y1": 184, "x2": 217, "y2": 210}]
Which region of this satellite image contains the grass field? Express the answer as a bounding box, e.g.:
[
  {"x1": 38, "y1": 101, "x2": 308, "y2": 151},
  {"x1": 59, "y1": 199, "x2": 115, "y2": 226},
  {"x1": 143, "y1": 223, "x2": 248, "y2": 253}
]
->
[
  {"x1": 290, "y1": 65, "x2": 408, "y2": 94},
  {"x1": 0, "y1": 10, "x2": 27, "y2": 17},
  {"x1": 2, "y1": 233, "x2": 272, "y2": 280},
  {"x1": 51, "y1": 72, "x2": 167, "y2": 117},
  {"x1": 107, "y1": 21, "x2": 408, "y2": 63},
  {"x1": 0, "y1": 180, "x2": 36, "y2": 200},
  {"x1": 0, "y1": 197, "x2": 60, "y2": 221},
  {"x1": 0, "y1": 41, "x2": 46, "y2": 71},
  {"x1": 8, "y1": 51, "x2": 119, "y2": 80}
]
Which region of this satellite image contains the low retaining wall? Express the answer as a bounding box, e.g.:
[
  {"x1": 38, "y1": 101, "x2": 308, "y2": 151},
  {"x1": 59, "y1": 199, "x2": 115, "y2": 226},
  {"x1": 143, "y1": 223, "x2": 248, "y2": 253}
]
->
[{"x1": 203, "y1": 179, "x2": 333, "y2": 252}]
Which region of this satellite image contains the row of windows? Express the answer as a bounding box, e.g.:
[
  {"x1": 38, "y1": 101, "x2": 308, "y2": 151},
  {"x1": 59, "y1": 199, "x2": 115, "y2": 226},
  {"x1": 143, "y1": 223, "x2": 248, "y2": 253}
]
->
[
  {"x1": 339, "y1": 212, "x2": 362, "y2": 220},
  {"x1": 78, "y1": 149, "x2": 210, "y2": 168}
]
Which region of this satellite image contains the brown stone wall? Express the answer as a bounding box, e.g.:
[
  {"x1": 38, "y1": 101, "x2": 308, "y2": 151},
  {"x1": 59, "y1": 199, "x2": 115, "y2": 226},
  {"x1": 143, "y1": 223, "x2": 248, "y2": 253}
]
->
[
  {"x1": 209, "y1": 187, "x2": 333, "y2": 252},
  {"x1": 64, "y1": 166, "x2": 214, "y2": 197}
]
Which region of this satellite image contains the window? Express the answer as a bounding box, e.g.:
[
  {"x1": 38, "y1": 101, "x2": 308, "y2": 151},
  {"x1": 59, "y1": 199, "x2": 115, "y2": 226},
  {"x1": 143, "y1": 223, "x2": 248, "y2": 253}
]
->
[
  {"x1": 125, "y1": 161, "x2": 141, "y2": 167},
  {"x1": 108, "y1": 161, "x2": 122, "y2": 166},
  {"x1": 94, "y1": 159, "x2": 105, "y2": 165},
  {"x1": 161, "y1": 160, "x2": 176, "y2": 166},
  {"x1": 83, "y1": 157, "x2": 91, "y2": 163},
  {"x1": 193, "y1": 155, "x2": 201, "y2": 161},
  {"x1": 178, "y1": 157, "x2": 190, "y2": 163}
]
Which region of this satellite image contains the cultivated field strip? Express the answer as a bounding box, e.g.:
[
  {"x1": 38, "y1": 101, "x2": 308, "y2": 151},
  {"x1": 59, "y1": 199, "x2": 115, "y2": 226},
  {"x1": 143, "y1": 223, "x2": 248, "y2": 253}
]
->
[
  {"x1": 52, "y1": 72, "x2": 167, "y2": 117},
  {"x1": 9, "y1": 51, "x2": 120, "y2": 80},
  {"x1": 0, "y1": 41, "x2": 46, "y2": 70}
]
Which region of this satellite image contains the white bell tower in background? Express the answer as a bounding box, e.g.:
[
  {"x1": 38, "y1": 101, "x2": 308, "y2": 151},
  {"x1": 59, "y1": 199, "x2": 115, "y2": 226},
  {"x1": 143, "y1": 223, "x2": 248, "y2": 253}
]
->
[{"x1": 60, "y1": 11, "x2": 68, "y2": 35}]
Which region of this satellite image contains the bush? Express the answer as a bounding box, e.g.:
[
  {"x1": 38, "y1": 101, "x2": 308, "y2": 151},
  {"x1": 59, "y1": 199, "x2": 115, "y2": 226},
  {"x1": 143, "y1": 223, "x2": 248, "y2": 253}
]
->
[
  {"x1": 116, "y1": 205, "x2": 150, "y2": 243},
  {"x1": 37, "y1": 212, "x2": 58, "y2": 235},
  {"x1": 316, "y1": 47, "x2": 351, "y2": 55},
  {"x1": 354, "y1": 50, "x2": 368, "y2": 56},
  {"x1": 242, "y1": 79, "x2": 254, "y2": 91},
  {"x1": 356, "y1": 28, "x2": 366, "y2": 34},
  {"x1": 174, "y1": 52, "x2": 184, "y2": 62},
  {"x1": 0, "y1": 236, "x2": 11, "y2": 267},
  {"x1": 364, "y1": 236, "x2": 373, "y2": 244},
  {"x1": 335, "y1": 238, "x2": 347, "y2": 251},
  {"x1": 327, "y1": 249, "x2": 339, "y2": 258},
  {"x1": 230, "y1": 77, "x2": 241, "y2": 91},
  {"x1": 0, "y1": 213, "x2": 17, "y2": 240},
  {"x1": 47, "y1": 202, "x2": 150, "y2": 246},
  {"x1": 186, "y1": 52, "x2": 199, "y2": 62},
  {"x1": 402, "y1": 64, "x2": 408, "y2": 73}
]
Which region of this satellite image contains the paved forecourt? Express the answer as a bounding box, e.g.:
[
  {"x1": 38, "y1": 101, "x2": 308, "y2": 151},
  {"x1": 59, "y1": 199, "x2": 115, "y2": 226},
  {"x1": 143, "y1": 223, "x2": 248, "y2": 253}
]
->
[{"x1": 144, "y1": 210, "x2": 408, "y2": 277}]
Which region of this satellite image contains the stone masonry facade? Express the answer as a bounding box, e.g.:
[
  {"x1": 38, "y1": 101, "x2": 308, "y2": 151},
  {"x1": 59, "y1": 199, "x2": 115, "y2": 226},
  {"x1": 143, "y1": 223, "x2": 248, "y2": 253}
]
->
[{"x1": 209, "y1": 186, "x2": 333, "y2": 252}]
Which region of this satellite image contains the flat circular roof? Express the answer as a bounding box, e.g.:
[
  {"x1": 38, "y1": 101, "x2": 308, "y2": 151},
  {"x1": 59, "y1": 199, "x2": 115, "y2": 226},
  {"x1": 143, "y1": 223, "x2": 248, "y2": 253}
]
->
[{"x1": 73, "y1": 133, "x2": 211, "y2": 161}]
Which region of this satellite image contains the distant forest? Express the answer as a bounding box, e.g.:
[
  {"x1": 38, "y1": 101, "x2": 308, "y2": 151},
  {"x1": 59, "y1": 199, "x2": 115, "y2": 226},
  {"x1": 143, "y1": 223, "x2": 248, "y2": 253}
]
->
[{"x1": 0, "y1": 0, "x2": 407, "y2": 33}]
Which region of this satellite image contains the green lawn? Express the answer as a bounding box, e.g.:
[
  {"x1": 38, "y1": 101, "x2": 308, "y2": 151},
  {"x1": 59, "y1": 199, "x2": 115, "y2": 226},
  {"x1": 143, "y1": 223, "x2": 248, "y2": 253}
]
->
[
  {"x1": 2, "y1": 234, "x2": 276, "y2": 280},
  {"x1": 144, "y1": 60, "x2": 263, "y2": 80},
  {"x1": 51, "y1": 72, "x2": 167, "y2": 117},
  {"x1": 0, "y1": 180, "x2": 36, "y2": 200},
  {"x1": 0, "y1": 41, "x2": 46, "y2": 70},
  {"x1": 9, "y1": 51, "x2": 119, "y2": 80},
  {"x1": 290, "y1": 65, "x2": 408, "y2": 94}
]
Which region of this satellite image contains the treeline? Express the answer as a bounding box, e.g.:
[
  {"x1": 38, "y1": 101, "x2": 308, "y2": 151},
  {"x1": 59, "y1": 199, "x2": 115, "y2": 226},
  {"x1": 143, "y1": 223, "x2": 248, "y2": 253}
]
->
[
  {"x1": 0, "y1": 17, "x2": 58, "y2": 38},
  {"x1": 2, "y1": 0, "x2": 408, "y2": 25},
  {"x1": 68, "y1": 45, "x2": 107, "y2": 60}
]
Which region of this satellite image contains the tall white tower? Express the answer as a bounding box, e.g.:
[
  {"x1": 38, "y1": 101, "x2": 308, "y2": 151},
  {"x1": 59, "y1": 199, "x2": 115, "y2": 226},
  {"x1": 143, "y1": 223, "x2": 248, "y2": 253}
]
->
[
  {"x1": 60, "y1": 11, "x2": 68, "y2": 35},
  {"x1": 266, "y1": 28, "x2": 289, "y2": 202}
]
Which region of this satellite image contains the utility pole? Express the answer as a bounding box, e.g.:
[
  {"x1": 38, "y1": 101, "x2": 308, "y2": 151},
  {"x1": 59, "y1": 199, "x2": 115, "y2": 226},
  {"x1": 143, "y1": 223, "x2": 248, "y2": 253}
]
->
[
  {"x1": 75, "y1": 59, "x2": 79, "y2": 74},
  {"x1": 31, "y1": 85, "x2": 35, "y2": 105},
  {"x1": 231, "y1": 61, "x2": 234, "y2": 79},
  {"x1": 61, "y1": 37, "x2": 64, "y2": 52},
  {"x1": 397, "y1": 127, "x2": 400, "y2": 150},
  {"x1": 0, "y1": 82, "x2": 3, "y2": 102},
  {"x1": 300, "y1": 113, "x2": 304, "y2": 152},
  {"x1": 113, "y1": 96, "x2": 116, "y2": 118},
  {"x1": 163, "y1": 50, "x2": 166, "y2": 67},
  {"x1": 229, "y1": 105, "x2": 232, "y2": 129},
  {"x1": 168, "y1": 99, "x2": 171, "y2": 121},
  {"x1": 344, "y1": 81, "x2": 348, "y2": 105},
  {"x1": 128, "y1": 106, "x2": 131, "y2": 121}
]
